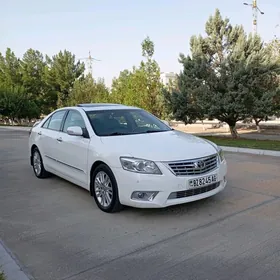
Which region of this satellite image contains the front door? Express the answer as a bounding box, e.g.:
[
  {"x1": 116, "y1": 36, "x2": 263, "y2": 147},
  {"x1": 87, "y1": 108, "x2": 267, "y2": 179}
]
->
[{"x1": 55, "y1": 110, "x2": 90, "y2": 188}]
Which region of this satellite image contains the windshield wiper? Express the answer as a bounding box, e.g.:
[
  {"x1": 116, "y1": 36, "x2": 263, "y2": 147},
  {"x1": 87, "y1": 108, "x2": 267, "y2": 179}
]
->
[
  {"x1": 105, "y1": 132, "x2": 128, "y2": 136},
  {"x1": 144, "y1": 130, "x2": 167, "y2": 133}
]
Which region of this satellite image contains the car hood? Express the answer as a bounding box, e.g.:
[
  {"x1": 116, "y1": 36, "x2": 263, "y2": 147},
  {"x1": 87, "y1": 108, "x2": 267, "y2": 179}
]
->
[{"x1": 100, "y1": 130, "x2": 217, "y2": 161}]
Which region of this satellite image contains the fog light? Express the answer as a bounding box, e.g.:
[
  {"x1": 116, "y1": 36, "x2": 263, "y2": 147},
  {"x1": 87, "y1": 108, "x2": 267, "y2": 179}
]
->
[
  {"x1": 138, "y1": 192, "x2": 145, "y2": 199},
  {"x1": 131, "y1": 191, "x2": 159, "y2": 201}
]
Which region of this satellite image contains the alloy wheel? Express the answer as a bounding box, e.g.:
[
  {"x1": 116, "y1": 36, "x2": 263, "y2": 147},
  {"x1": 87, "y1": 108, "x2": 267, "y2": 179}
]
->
[
  {"x1": 94, "y1": 171, "x2": 113, "y2": 207},
  {"x1": 33, "y1": 151, "x2": 42, "y2": 176}
]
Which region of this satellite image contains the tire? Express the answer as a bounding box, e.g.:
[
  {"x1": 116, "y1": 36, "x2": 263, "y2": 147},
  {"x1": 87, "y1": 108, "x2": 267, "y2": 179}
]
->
[
  {"x1": 32, "y1": 147, "x2": 50, "y2": 179},
  {"x1": 91, "y1": 164, "x2": 123, "y2": 213}
]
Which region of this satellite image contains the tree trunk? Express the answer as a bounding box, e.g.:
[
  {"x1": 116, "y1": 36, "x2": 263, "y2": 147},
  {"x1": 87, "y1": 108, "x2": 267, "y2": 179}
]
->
[
  {"x1": 253, "y1": 118, "x2": 261, "y2": 133},
  {"x1": 201, "y1": 120, "x2": 206, "y2": 131},
  {"x1": 229, "y1": 125, "x2": 239, "y2": 138}
]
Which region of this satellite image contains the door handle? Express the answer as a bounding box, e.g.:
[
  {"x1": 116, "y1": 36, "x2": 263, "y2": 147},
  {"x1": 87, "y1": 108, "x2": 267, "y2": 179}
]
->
[
  {"x1": 38, "y1": 131, "x2": 42, "y2": 135},
  {"x1": 57, "y1": 137, "x2": 63, "y2": 142}
]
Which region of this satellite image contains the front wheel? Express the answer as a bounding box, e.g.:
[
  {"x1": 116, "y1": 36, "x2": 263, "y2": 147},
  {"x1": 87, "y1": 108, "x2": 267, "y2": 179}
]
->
[
  {"x1": 92, "y1": 164, "x2": 123, "y2": 213},
  {"x1": 32, "y1": 148, "x2": 50, "y2": 178}
]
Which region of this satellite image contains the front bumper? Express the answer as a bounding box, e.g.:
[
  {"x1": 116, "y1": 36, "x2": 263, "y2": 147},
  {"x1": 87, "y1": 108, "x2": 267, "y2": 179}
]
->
[{"x1": 112, "y1": 160, "x2": 227, "y2": 208}]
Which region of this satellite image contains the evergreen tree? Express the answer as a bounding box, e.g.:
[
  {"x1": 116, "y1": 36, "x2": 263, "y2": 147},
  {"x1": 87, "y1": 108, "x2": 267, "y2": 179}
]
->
[
  {"x1": 45, "y1": 50, "x2": 85, "y2": 107},
  {"x1": 166, "y1": 9, "x2": 280, "y2": 137},
  {"x1": 0, "y1": 48, "x2": 22, "y2": 87},
  {"x1": 20, "y1": 49, "x2": 50, "y2": 114},
  {"x1": 245, "y1": 36, "x2": 280, "y2": 131}
]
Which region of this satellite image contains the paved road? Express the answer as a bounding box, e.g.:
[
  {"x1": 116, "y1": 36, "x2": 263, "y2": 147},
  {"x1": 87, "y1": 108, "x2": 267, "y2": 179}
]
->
[{"x1": 1, "y1": 129, "x2": 280, "y2": 280}]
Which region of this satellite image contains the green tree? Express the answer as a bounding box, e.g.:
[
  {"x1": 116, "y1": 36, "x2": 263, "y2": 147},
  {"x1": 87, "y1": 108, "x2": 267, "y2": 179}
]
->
[
  {"x1": 45, "y1": 50, "x2": 85, "y2": 107},
  {"x1": 110, "y1": 67, "x2": 148, "y2": 108},
  {"x1": 166, "y1": 76, "x2": 179, "y2": 93},
  {"x1": 141, "y1": 36, "x2": 155, "y2": 58},
  {"x1": 21, "y1": 49, "x2": 45, "y2": 94},
  {"x1": 67, "y1": 74, "x2": 110, "y2": 105},
  {"x1": 163, "y1": 56, "x2": 206, "y2": 125},
  {"x1": 140, "y1": 36, "x2": 164, "y2": 117},
  {"x1": 167, "y1": 9, "x2": 280, "y2": 138},
  {"x1": 0, "y1": 48, "x2": 22, "y2": 87},
  {"x1": 246, "y1": 37, "x2": 280, "y2": 132},
  {"x1": 265, "y1": 38, "x2": 280, "y2": 118},
  {"x1": 0, "y1": 270, "x2": 6, "y2": 280},
  {"x1": 0, "y1": 86, "x2": 40, "y2": 122},
  {"x1": 189, "y1": 9, "x2": 252, "y2": 138},
  {"x1": 110, "y1": 70, "x2": 131, "y2": 104},
  {"x1": 111, "y1": 37, "x2": 164, "y2": 117},
  {"x1": 20, "y1": 49, "x2": 51, "y2": 114},
  {"x1": 266, "y1": 38, "x2": 280, "y2": 58}
]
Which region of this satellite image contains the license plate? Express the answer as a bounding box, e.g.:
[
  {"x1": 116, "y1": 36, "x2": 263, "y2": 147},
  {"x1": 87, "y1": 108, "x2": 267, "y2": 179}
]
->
[{"x1": 189, "y1": 174, "x2": 218, "y2": 188}]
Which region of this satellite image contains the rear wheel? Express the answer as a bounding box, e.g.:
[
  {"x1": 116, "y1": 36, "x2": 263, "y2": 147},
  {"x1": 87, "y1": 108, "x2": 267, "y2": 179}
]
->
[
  {"x1": 92, "y1": 164, "x2": 123, "y2": 213},
  {"x1": 32, "y1": 147, "x2": 50, "y2": 178}
]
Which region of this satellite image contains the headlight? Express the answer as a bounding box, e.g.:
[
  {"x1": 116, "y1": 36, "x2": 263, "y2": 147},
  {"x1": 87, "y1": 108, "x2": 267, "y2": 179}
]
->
[
  {"x1": 203, "y1": 138, "x2": 225, "y2": 163},
  {"x1": 120, "y1": 157, "x2": 162, "y2": 174},
  {"x1": 218, "y1": 147, "x2": 225, "y2": 162}
]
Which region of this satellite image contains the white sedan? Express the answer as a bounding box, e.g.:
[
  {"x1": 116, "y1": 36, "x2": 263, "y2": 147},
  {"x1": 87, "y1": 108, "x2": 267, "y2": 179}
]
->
[{"x1": 29, "y1": 103, "x2": 227, "y2": 213}]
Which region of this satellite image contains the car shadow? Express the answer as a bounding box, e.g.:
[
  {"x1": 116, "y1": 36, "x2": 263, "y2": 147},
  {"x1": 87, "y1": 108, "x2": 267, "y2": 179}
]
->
[{"x1": 45, "y1": 170, "x2": 229, "y2": 220}]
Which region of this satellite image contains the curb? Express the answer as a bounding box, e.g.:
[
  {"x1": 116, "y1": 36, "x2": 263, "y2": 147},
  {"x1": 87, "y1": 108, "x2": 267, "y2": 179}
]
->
[
  {"x1": 221, "y1": 146, "x2": 280, "y2": 157},
  {"x1": 0, "y1": 126, "x2": 31, "y2": 132},
  {"x1": 0, "y1": 239, "x2": 31, "y2": 280}
]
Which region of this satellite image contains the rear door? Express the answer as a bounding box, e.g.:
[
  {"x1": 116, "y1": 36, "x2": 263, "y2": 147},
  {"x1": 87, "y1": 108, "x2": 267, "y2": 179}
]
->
[{"x1": 37, "y1": 110, "x2": 67, "y2": 171}]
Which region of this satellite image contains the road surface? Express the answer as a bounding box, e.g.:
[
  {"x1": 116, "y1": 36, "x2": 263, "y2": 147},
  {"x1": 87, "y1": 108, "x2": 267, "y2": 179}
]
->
[{"x1": 0, "y1": 128, "x2": 280, "y2": 280}]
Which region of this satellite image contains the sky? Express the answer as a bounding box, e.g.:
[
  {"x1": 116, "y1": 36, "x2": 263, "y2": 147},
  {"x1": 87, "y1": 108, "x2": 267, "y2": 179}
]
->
[{"x1": 0, "y1": 0, "x2": 279, "y2": 87}]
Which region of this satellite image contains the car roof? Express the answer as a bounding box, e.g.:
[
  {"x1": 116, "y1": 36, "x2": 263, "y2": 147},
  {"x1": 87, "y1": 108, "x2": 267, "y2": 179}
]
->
[{"x1": 74, "y1": 103, "x2": 140, "y2": 112}]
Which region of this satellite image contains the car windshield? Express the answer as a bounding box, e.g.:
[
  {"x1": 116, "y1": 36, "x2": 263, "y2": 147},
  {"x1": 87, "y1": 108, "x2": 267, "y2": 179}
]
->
[{"x1": 86, "y1": 109, "x2": 172, "y2": 136}]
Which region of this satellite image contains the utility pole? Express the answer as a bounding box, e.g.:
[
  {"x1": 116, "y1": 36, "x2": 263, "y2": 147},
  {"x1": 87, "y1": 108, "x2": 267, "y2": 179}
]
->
[
  {"x1": 243, "y1": 0, "x2": 264, "y2": 35},
  {"x1": 78, "y1": 51, "x2": 101, "y2": 76}
]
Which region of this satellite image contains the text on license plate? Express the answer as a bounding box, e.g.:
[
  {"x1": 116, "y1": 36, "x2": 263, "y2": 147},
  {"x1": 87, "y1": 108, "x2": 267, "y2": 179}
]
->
[{"x1": 189, "y1": 174, "x2": 218, "y2": 188}]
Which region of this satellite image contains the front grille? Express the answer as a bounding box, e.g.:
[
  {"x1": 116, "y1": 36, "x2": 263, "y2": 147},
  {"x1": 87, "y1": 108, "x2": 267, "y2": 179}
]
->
[
  {"x1": 168, "y1": 182, "x2": 220, "y2": 199},
  {"x1": 166, "y1": 154, "x2": 218, "y2": 176}
]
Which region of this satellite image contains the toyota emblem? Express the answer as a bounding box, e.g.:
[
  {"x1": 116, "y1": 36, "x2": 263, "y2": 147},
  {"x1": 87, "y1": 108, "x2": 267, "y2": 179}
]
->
[{"x1": 194, "y1": 160, "x2": 205, "y2": 169}]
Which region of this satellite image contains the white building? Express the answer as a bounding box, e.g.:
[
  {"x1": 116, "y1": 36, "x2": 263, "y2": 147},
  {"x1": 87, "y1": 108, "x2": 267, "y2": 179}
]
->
[{"x1": 160, "y1": 72, "x2": 177, "y2": 86}]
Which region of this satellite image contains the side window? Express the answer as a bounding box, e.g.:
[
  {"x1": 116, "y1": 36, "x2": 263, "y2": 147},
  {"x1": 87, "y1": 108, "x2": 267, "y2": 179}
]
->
[
  {"x1": 63, "y1": 110, "x2": 86, "y2": 133},
  {"x1": 42, "y1": 117, "x2": 51, "y2": 128},
  {"x1": 48, "y1": 111, "x2": 66, "y2": 131}
]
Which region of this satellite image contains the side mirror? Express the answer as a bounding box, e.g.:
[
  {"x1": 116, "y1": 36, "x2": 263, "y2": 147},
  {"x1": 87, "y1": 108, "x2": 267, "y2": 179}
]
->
[
  {"x1": 33, "y1": 120, "x2": 41, "y2": 127},
  {"x1": 67, "y1": 126, "x2": 83, "y2": 136},
  {"x1": 161, "y1": 120, "x2": 170, "y2": 127}
]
